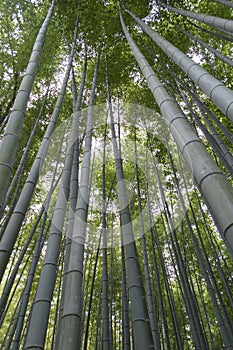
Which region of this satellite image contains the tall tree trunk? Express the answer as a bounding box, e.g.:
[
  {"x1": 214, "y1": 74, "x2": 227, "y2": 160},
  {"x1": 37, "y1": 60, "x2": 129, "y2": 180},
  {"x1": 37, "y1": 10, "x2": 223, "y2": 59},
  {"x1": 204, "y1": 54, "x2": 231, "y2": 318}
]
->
[
  {"x1": 0, "y1": 17, "x2": 79, "y2": 284},
  {"x1": 125, "y1": 7, "x2": 233, "y2": 123},
  {"x1": 57, "y1": 51, "x2": 101, "y2": 350},
  {"x1": 0, "y1": 0, "x2": 55, "y2": 218},
  {"x1": 133, "y1": 120, "x2": 160, "y2": 349},
  {"x1": 158, "y1": 1, "x2": 233, "y2": 34},
  {"x1": 101, "y1": 121, "x2": 110, "y2": 350},
  {"x1": 120, "y1": 7, "x2": 233, "y2": 257},
  {"x1": 0, "y1": 66, "x2": 55, "y2": 241},
  {"x1": 23, "y1": 113, "x2": 75, "y2": 349},
  {"x1": 167, "y1": 20, "x2": 233, "y2": 68},
  {"x1": 106, "y1": 69, "x2": 154, "y2": 349},
  {"x1": 54, "y1": 48, "x2": 87, "y2": 349}
]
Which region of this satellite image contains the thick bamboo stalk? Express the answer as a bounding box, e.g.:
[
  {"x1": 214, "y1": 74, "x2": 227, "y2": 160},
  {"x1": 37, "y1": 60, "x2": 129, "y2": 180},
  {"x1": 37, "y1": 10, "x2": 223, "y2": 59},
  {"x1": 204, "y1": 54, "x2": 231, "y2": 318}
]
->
[
  {"x1": 167, "y1": 144, "x2": 233, "y2": 347},
  {"x1": 54, "y1": 51, "x2": 87, "y2": 349},
  {"x1": 57, "y1": 52, "x2": 101, "y2": 350},
  {"x1": 133, "y1": 122, "x2": 160, "y2": 349},
  {"x1": 0, "y1": 0, "x2": 55, "y2": 218},
  {"x1": 120, "y1": 9, "x2": 233, "y2": 256},
  {"x1": 211, "y1": 0, "x2": 233, "y2": 8},
  {"x1": 0, "y1": 19, "x2": 79, "y2": 283},
  {"x1": 169, "y1": 20, "x2": 233, "y2": 68},
  {"x1": 101, "y1": 121, "x2": 110, "y2": 350},
  {"x1": 0, "y1": 67, "x2": 54, "y2": 241},
  {"x1": 107, "y1": 75, "x2": 154, "y2": 348},
  {"x1": 158, "y1": 1, "x2": 233, "y2": 34},
  {"x1": 23, "y1": 127, "x2": 74, "y2": 348},
  {"x1": 125, "y1": 8, "x2": 233, "y2": 123}
]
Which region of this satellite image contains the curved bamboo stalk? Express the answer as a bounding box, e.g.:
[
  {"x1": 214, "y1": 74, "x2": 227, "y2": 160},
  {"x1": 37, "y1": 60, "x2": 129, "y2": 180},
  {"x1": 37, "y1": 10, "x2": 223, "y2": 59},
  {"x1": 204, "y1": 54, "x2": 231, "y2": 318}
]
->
[
  {"x1": 145, "y1": 61, "x2": 233, "y2": 342},
  {"x1": 187, "y1": 19, "x2": 233, "y2": 43},
  {"x1": 155, "y1": 60, "x2": 233, "y2": 174},
  {"x1": 120, "y1": 9, "x2": 233, "y2": 257},
  {"x1": 177, "y1": 84, "x2": 233, "y2": 173},
  {"x1": 125, "y1": 8, "x2": 233, "y2": 123},
  {"x1": 168, "y1": 20, "x2": 233, "y2": 68},
  {"x1": 0, "y1": 0, "x2": 55, "y2": 218},
  {"x1": 187, "y1": 89, "x2": 233, "y2": 144},
  {"x1": 158, "y1": 1, "x2": 233, "y2": 34},
  {"x1": 0, "y1": 18, "x2": 79, "y2": 284},
  {"x1": 153, "y1": 54, "x2": 233, "y2": 144},
  {"x1": 3, "y1": 63, "x2": 55, "y2": 210},
  {"x1": 211, "y1": 0, "x2": 233, "y2": 8},
  {"x1": 0, "y1": 66, "x2": 54, "y2": 241}
]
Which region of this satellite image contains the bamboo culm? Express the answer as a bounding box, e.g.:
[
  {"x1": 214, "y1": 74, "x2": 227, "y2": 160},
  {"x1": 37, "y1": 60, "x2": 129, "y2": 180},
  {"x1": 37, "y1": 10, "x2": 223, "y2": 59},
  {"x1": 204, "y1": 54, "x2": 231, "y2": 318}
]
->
[
  {"x1": 0, "y1": 0, "x2": 55, "y2": 218},
  {"x1": 120, "y1": 7, "x2": 233, "y2": 257},
  {"x1": 0, "y1": 17, "x2": 79, "y2": 284}
]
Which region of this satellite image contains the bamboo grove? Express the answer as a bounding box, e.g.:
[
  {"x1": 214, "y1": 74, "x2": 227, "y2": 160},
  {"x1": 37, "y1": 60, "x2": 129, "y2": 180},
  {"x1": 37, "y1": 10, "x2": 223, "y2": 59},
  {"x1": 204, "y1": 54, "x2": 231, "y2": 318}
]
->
[{"x1": 0, "y1": 0, "x2": 233, "y2": 348}]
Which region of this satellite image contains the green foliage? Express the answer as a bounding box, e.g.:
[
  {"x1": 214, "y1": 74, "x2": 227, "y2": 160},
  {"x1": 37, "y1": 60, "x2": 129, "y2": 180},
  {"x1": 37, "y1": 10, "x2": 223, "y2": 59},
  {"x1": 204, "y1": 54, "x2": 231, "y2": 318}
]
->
[{"x1": 1, "y1": 0, "x2": 233, "y2": 349}]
